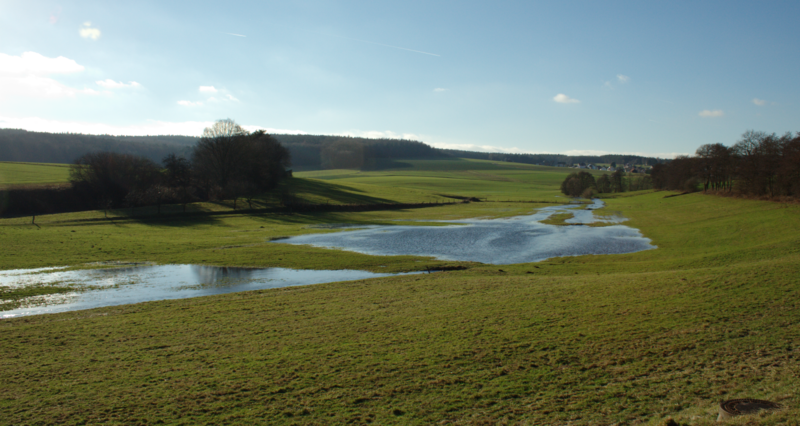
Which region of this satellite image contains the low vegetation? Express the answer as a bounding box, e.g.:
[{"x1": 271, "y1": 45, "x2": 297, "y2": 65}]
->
[{"x1": 1, "y1": 159, "x2": 799, "y2": 425}]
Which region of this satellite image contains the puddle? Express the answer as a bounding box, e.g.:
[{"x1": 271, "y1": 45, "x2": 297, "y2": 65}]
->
[
  {"x1": 1, "y1": 265, "x2": 417, "y2": 318},
  {"x1": 275, "y1": 199, "x2": 655, "y2": 264}
]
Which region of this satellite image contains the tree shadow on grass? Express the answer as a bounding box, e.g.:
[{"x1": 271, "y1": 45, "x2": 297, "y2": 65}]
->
[
  {"x1": 19, "y1": 178, "x2": 410, "y2": 229},
  {"x1": 285, "y1": 178, "x2": 397, "y2": 204},
  {"x1": 246, "y1": 210, "x2": 416, "y2": 227}
]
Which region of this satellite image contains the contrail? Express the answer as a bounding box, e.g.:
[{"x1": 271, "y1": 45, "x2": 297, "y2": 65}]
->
[
  {"x1": 220, "y1": 32, "x2": 246, "y2": 38},
  {"x1": 330, "y1": 34, "x2": 440, "y2": 57}
]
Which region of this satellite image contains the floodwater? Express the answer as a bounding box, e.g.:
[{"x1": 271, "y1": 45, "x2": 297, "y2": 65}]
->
[
  {"x1": 2, "y1": 200, "x2": 654, "y2": 318},
  {"x1": 276, "y1": 199, "x2": 655, "y2": 264},
  {"x1": 0, "y1": 265, "x2": 417, "y2": 318}
]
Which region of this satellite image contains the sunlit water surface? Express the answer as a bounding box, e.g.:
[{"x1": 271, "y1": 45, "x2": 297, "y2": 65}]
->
[
  {"x1": 1, "y1": 266, "x2": 417, "y2": 318},
  {"x1": 275, "y1": 199, "x2": 655, "y2": 264}
]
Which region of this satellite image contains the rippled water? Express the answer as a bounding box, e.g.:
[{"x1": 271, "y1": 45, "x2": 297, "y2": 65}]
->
[
  {"x1": 276, "y1": 199, "x2": 655, "y2": 264},
  {"x1": 1, "y1": 265, "x2": 417, "y2": 318}
]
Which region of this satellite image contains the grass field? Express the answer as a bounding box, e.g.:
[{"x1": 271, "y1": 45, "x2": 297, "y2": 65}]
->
[
  {"x1": 0, "y1": 161, "x2": 71, "y2": 186},
  {"x1": 1, "y1": 159, "x2": 799, "y2": 425}
]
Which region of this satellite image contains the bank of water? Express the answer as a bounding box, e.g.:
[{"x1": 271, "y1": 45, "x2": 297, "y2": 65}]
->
[
  {"x1": 0, "y1": 265, "x2": 418, "y2": 318},
  {"x1": 275, "y1": 199, "x2": 655, "y2": 264}
]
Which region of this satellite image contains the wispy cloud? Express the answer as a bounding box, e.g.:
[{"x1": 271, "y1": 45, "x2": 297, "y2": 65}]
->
[
  {"x1": 0, "y1": 52, "x2": 95, "y2": 98},
  {"x1": 617, "y1": 74, "x2": 630, "y2": 83},
  {"x1": 429, "y1": 142, "x2": 527, "y2": 154},
  {"x1": 428, "y1": 143, "x2": 686, "y2": 159},
  {"x1": 335, "y1": 129, "x2": 424, "y2": 140},
  {"x1": 553, "y1": 93, "x2": 580, "y2": 104},
  {"x1": 698, "y1": 109, "x2": 724, "y2": 117},
  {"x1": 199, "y1": 86, "x2": 217, "y2": 93},
  {"x1": 49, "y1": 7, "x2": 62, "y2": 24},
  {"x1": 434, "y1": 88, "x2": 447, "y2": 92},
  {"x1": 242, "y1": 125, "x2": 306, "y2": 135},
  {"x1": 220, "y1": 32, "x2": 246, "y2": 38},
  {"x1": 96, "y1": 79, "x2": 141, "y2": 89},
  {"x1": 752, "y1": 98, "x2": 766, "y2": 106},
  {"x1": 0, "y1": 52, "x2": 84, "y2": 74},
  {"x1": 329, "y1": 34, "x2": 440, "y2": 57},
  {"x1": 0, "y1": 116, "x2": 306, "y2": 137},
  {"x1": 562, "y1": 149, "x2": 685, "y2": 158},
  {"x1": 79, "y1": 22, "x2": 101, "y2": 40},
  {"x1": 226, "y1": 94, "x2": 239, "y2": 102},
  {"x1": 177, "y1": 100, "x2": 203, "y2": 106}
]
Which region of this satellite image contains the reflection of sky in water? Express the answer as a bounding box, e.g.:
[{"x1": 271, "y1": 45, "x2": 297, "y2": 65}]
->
[
  {"x1": 277, "y1": 199, "x2": 655, "y2": 265},
  {"x1": 1, "y1": 266, "x2": 417, "y2": 318}
]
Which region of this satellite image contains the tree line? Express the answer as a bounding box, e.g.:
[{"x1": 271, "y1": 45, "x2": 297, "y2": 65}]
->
[
  {"x1": 441, "y1": 149, "x2": 663, "y2": 168},
  {"x1": 2, "y1": 127, "x2": 665, "y2": 172},
  {"x1": 651, "y1": 130, "x2": 800, "y2": 197},
  {"x1": 560, "y1": 170, "x2": 653, "y2": 198},
  {"x1": 0, "y1": 128, "x2": 194, "y2": 164}
]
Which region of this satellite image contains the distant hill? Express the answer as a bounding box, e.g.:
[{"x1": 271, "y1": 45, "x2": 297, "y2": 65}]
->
[{"x1": 0, "y1": 128, "x2": 664, "y2": 170}]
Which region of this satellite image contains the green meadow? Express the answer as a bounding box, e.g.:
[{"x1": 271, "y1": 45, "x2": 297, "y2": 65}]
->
[
  {"x1": 0, "y1": 161, "x2": 71, "y2": 186},
  {"x1": 1, "y1": 159, "x2": 799, "y2": 425}
]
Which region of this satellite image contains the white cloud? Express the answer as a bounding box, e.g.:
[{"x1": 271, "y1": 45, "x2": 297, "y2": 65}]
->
[
  {"x1": 617, "y1": 74, "x2": 630, "y2": 83},
  {"x1": 335, "y1": 129, "x2": 425, "y2": 140},
  {"x1": 428, "y1": 142, "x2": 527, "y2": 153},
  {"x1": 199, "y1": 86, "x2": 218, "y2": 93},
  {"x1": 96, "y1": 79, "x2": 141, "y2": 89},
  {"x1": 1, "y1": 75, "x2": 97, "y2": 97},
  {"x1": 553, "y1": 93, "x2": 580, "y2": 104},
  {"x1": 241, "y1": 125, "x2": 307, "y2": 135},
  {"x1": 226, "y1": 94, "x2": 239, "y2": 102},
  {"x1": 603, "y1": 81, "x2": 612, "y2": 88},
  {"x1": 698, "y1": 109, "x2": 724, "y2": 117},
  {"x1": 434, "y1": 88, "x2": 447, "y2": 92},
  {"x1": 177, "y1": 100, "x2": 203, "y2": 106},
  {"x1": 0, "y1": 52, "x2": 95, "y2": 98},
  {"x1": 0, "y1": 116, "x2": 308, "y2": 137},
  {"x1": 79, "y1": 22, "x2": 101, "y2": 40},
  {"x1": 562, "y1": 149, "x2": 685, "y2": 158},
  {"x1": 426, "y1": 143, "x2": 685, "y2": 159},
  {"x1": 0, "y1": 51, "x2": 84, "y2": 74},
  {"x1": 752, "y1": 98, "x2": 766, "y2": 106}
]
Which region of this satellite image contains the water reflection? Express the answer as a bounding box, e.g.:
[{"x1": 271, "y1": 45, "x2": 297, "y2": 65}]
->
[
  {"x1": 1, "y1": 265, "x2": 416, "y2": 318},
  {"x1": 276, "y1": 199, "x2": 655, "y2": 264}
]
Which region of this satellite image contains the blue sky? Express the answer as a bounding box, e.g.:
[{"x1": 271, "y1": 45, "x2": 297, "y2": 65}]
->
[{"x1": 1, "y1": 0, "x2": 799, "y2": 157}]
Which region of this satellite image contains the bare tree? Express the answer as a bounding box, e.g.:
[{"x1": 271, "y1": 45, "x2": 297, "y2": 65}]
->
[
  {"x1": 192, "y1": 119, "x2": 292, "y2": 204},
  {"x1": 192, "y1": 119, "x2": 251, "y2": 191}
]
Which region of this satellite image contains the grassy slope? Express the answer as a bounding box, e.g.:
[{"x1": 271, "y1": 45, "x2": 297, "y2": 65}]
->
[
  {"x1": 0, "y1": 161, "x2": 71, "y2": 186},
  {"x1": 2, "y1": 161, "x2": 799, "y2": 425}
]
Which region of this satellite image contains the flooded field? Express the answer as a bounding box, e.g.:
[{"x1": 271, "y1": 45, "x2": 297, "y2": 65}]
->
[
  {"x1": 2, "y1": 200, "x2": 655, "y2": 318},
  {"x1": 1, "y1": 265, "x2": 417, "y2": 318},
  {"x1": 276, "y1": 199, "x2": 655, "y2": 264}
]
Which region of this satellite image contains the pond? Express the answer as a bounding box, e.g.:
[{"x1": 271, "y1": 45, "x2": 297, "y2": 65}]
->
[
  {"x1": 275, "y1": 199, "x2": 655, "y2": 264},
  {"x1": 0, "y1": 265, "x2": 418, "y2": 318}
]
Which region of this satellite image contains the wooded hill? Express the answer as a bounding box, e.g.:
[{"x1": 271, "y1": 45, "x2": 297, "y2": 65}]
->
[{"x1": 0, "y1": 128, "x2": 663, "y2": 170}]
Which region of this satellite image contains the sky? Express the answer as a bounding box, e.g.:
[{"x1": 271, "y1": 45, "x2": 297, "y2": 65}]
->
[{"x1": 1, "y1": 0, "x2": 799, "y2": 157}]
